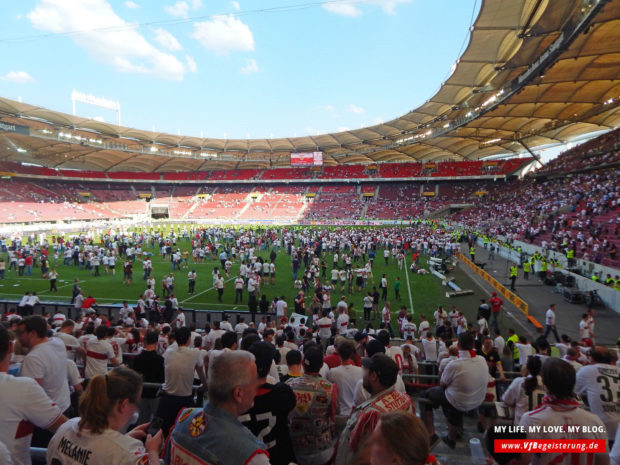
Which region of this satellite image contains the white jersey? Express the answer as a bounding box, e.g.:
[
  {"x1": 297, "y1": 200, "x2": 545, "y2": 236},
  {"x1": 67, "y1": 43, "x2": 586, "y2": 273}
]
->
[
  {"x1": 327, "y1": 364, "x2": 363, "y2": 416},
  {"x1": 336, "y1": 313, "x2": 349, "y2": 335},
  {"x1": 47, "y1": 417, "x2": 148, "y2": 465},
  {"x1": 317, "y1": 317, "x2": 332, "y2": 339},
  {"x1": 519, "y1": 402, "x2": 607, "y2": 465},
  {"x1": 501, "y1": 375, "x2": 545, "y2": 425},
  {"x1": 574, "y1": 363, "x2": 619, "y2": 439},
  {"x1": 385, "y1": 345, "x2": 404, "y2": 372},
  {"x1": 418, "y1": 321, "x2": 430, "y2": 338},
  {"x1": 421, "y1": 338, "x2": 438, "y2": 362},
  {"x1": 402, "y1": 322, "x2": 416, "y2": 340},
  {"x1": 21, "y1": 338, "x2": 71, "y2": 413},
  {"x1": 0, "y1": 373, "x2": 63, "y2": 465},
  {"x1": 85, "y1": 339, "x2": 115, "y2": 379}
]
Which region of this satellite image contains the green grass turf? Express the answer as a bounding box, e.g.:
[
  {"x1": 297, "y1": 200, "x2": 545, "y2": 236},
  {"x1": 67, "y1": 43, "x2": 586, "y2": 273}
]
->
[{"x1": 0, "y1": 239, "x2": 487, "y2": 330}]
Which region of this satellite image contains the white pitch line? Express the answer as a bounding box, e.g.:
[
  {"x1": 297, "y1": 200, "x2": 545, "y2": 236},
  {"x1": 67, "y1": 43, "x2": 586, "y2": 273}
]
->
[
  {"x1": 403, "y1": 254, "x2": 414, "y2": 314},
  {"x1": 40, "y1": 279, "x2": 85, "y2": 294},
  {"x1": 180, "y1": 276, "x2": 236, "y2": 304}
]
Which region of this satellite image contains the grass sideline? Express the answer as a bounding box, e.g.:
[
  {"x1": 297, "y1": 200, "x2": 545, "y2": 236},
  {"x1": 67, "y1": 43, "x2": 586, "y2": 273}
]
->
[{"x1": 0, "y1": 238, "x2": 486, "y2": 330}]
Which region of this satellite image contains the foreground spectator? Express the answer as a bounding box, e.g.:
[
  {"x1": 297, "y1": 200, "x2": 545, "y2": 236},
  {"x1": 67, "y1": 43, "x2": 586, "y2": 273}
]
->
[
  {"x1": 520, "y1": 358, "x2": 608, "y2": 465},
  {"x1": 286, "y1": 345, "x2": 338, "y2": 465},
  {"x1": 18, "y1": 315, "x2": 72, "y2": 448},
  {"x1": 46, "y1": 367, "x2": 162, "y2": 465},
  {"x1": 240, "y1": 342, "x2": 296, "y2": 465},
  {"x1": 164, "y1": 350, "x2": 269, "y2": 465},
  {"x1": 574, "y1": 346, "x2": 620, "y2": 443},
  {"x1": 419, "y1": 332, "x2": 488, "y2": 448},
  {"x1": 132, "y1": 330, "x2": 165, "y2": 425},
  {"x1": 155, "y1": 326, "x2": 207, "y2": 435},
  {"x1": 367, "y1": 411, "x2": 441, "y2": 465},
  {"x1": 335, "y1": 354, "x2": 413, "y2": 465},
  {"x1": 0, "y1": 324, "x2": 67, "y2": 465}
]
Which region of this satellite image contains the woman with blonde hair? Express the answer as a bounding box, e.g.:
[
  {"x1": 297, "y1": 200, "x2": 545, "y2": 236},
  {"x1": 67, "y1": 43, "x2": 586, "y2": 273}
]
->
[
  {"x1": 368, "y1": 411, "x2": 440, "y2": 465},
  {"x1": 46, "y1": 367, "x2": 162, "y2": 465}
]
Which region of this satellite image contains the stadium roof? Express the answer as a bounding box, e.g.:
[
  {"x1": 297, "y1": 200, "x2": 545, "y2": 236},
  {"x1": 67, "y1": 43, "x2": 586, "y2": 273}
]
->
[{"x1": 1, "y1": 0, "x2": 619, "y2": 172}]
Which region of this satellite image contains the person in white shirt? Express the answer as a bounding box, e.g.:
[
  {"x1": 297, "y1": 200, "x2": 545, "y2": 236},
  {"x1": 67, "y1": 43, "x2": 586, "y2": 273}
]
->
[
  {"x1": 327, "y1": 341, "x2": 363, "y2": 416},
  {"x1": 574, "y1": 346, "x2": 620, "y2": 441},
  {"x1": 220, "y1": 317, "x2": 234, "y2": 333},
  {"x1": 234, "y1": 317, "x2": 249, "y2": 336},
  {"x1": 27, "y1": 292, "x2": 40, "y2": 311},
  {"x1": 175, "y1": 308, "x2": 186, "y2": 328},
  {"x1": 275, "y1": 296, "x2": 288, "y2": 319},
  {"x1": 420, "y1": 332, "x2": 490, "y2": 448},
  {"x1": 207, "y1": 321, "x2": 226, "y2": 348},
  {"x1": 520, "y1": 358, "x2": 608, "y2": 465},
  {"x1": 187, "y1": 270, "x2": 197, "y2": 294},
  {"x1": 578, "y1": 312, "x2": 593, "y2": 340},
  {"x1": 54, "y1": 320, "x2": 82, "y2": 361},
  {"x1": 418, "y1": 315, "x2": 430, "y2": 339},
  {"x1": 0, "y1": 325, "x2": 67, "y2": 465},
  {"x1": 234, "y1": 273, "x2": 245, "y2": 303},
  {"x1": 502, "y1": 355, "x2": 545, "y2": 425},
  {"x1": 515, "y1": 336, "x2": 533, "y2": 367},
  {"x1": 85, "y1": 325, "x2": 119, "y2": 379},
  {"x1": 421, "y1": 332, "x2": 439, "y2": 376},
  {"x1": 52, "y1": 311, "x2": 66, "y2": 328},
  {"x1": 401, "y1": 314, "x2": 417, "y2": 340},
  {"x1": 317, "y1": 309, "x2": 333, "y2": 352},
  {"x1": 543, "y1": 303, "x2": 560, "y2": 342},
  {"x1": 46, "y1": 367, "x2": 162, "y2": 465},
  {"x1": 18, "y1": 316, "x2": 71, "y2": 416},
  {"x1": 377, "y1": 330, "x2": 404, "y2": 372},
  {"x1": 155, "y1": 326, "x2": 208, "y2": 435},
  {"x1": 437, "y1": 345, "x2": 458, "y2": 377},
  {"x1": 336, "y1": 306, "x2": 350, "y2": 336},
  {"x1": 493, "y1": 330, "x2": 505, "y2": 355}
]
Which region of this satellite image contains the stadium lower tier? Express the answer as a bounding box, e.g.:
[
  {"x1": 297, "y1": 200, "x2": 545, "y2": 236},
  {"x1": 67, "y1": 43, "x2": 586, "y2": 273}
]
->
[{"x1": 0, "y1": 168, "x2": 618, "y2": 268}]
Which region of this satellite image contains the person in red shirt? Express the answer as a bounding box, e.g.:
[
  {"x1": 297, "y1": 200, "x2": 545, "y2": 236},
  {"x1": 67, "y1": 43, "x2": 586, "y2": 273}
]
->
[
  {"x1": 81, "y1": 295, "x2": 98, "y2": 310},
  {"x1": 488, "y1": 292, "x2": 503, "y2": 333}
]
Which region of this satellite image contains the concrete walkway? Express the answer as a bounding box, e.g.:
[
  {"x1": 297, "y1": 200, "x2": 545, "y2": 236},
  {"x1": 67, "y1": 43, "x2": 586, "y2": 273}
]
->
[{"x1": 462, "y1": 243, "x2": 618, "y2": 346}]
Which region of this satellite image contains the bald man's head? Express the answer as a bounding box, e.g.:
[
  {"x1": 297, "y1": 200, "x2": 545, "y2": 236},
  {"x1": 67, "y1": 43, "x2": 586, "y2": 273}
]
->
[{"x1": 589, "y1": 346, "x2": 612, "y2": 365}]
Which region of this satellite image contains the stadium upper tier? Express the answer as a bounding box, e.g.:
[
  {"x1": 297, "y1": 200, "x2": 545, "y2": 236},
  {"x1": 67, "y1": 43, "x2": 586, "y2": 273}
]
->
[
  {"x1": 0, "y1": 0, "x2": 619, "y2": 171},
  {"x1": 0, "y1": 158, "x2": 531, "y2": 183}
]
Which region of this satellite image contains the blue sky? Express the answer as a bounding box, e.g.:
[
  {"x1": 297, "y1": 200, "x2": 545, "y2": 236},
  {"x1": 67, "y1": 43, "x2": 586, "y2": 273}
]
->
[{"x1": 0, "y1": 0, "x2": 480, "y2": 139}]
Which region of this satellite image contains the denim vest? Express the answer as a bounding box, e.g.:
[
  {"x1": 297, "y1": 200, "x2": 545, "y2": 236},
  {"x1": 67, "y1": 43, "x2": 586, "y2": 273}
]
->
[{"x1": 165, "y1": 402, "x2": 267, "y2": 465}]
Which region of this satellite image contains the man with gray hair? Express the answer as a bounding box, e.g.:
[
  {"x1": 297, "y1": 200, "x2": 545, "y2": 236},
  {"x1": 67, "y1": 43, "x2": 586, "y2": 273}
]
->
[{"x1": 164, "y1": 350, "x2": 269, "y2": 465}]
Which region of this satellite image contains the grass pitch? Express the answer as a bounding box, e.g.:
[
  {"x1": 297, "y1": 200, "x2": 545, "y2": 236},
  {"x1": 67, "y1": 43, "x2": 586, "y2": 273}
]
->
[{"x1": 0, "y1": 237, "x2": 485, "y2": 329}]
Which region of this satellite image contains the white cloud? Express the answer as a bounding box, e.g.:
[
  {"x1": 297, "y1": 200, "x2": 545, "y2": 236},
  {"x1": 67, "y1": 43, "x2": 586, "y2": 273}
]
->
[
  {"x1": 185, "y1": 55, "x2": 197, "y2": 72},
  {"x1": 322, "y1": 0, "x2": 409, "y2": 16},
  {"x1": 347, "y1": 104, "x2": 365, "y2": 114},
  {"x1": 322, "y1": 2, "x2": 362, "y2": 17},
  {"x1": 371, "y1": 0, "x2": 410, "y2": 15},
  {"x1": 124, "y1": 1, "x2": 139, "y2": 8},
  {"x1": 164, "y1": 0, "x2": 202, "y2": 18},
  {"x1": 192, "y1": 15, "x2": 254, "y2": 55},
  {"x1": 336, "y1": 126, "x2": 351, "y2": 132},
  {"x1": 153, "y1": 27, "x2": 182, "y2": 51},
  {"x1": 165, "y1": 1, "x2": 189, "y2": 18},
  {"x1": 0, "y1": 71, "x2": 35, "y2": 83},
  {"x1": 240, "y1": 58, "x2": 258, "y2": 74},
  {"x1": 27, "y1": 0, "x2": 187, "y2": 81},
  {"x1": 318, "y1": 104, "x2": 335, "y2": 112},
  {"x1": 231, "y1": 1, "x2": 240, "y2": 11}
]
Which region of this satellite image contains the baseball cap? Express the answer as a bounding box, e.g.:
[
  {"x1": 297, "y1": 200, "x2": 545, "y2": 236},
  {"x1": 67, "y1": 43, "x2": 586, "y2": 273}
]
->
[
  {"x1": 303, "y1": 346, "x2": 323, "y2": 373},
  {"x1": 362, "y1": 353, "x2": 399, "y2": 388},
  {"x1": 492, "y1": 292, "x2": 497, "y2": 296},
  {"x1": 354, "y1": 331, "x2": 368, "y2": 342}
]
